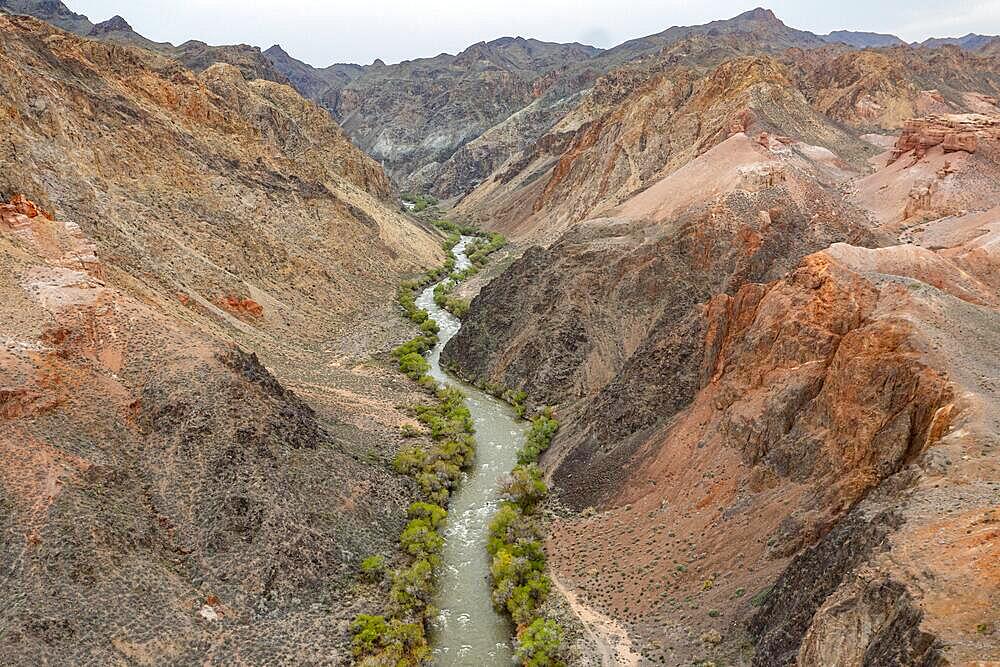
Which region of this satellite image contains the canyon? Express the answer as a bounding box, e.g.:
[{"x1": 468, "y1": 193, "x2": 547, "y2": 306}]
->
[
  {"x1": 1, "y1": 1, "x2": 999, "y2": 666},
  {"x1": 443, "y1": 36, "x2": 1000, "y2": 667}
]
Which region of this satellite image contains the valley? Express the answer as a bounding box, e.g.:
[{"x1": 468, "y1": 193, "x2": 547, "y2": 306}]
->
[{"x1": 1, "y1": 1, "x2": 999, "y2": 666}]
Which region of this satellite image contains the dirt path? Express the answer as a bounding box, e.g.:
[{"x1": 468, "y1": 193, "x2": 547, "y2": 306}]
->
[{"x1": 552, "y1": 574, "x2": 642, "y2": 666}]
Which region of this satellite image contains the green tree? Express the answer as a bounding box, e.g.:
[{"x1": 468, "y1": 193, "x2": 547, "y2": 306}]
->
[{"x1": 516, "y1": 618, "x2": 565, "y2": 667}]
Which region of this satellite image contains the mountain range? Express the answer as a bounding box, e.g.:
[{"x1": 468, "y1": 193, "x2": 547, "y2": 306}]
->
[{"x1": 1, "y1": 0, "x2": 999, "y2": 665}]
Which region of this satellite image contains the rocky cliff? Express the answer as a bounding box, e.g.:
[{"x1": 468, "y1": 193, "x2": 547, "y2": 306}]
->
[
  {"x1": 452, "y1": 41, "x2": 1000, "y2": 242},
  {"x1": 0, "y1": 0, "x2": 289, "y2": 83},
  {"x1": 265, "y1": 8, "x2": 841, "y2": 198},
  {"x1": 283, "y1": 36, "x2": 603, "y2": 194},
  {"x1": 0, "y1": 13, "x2": 442, "y2": 664},
  {"x1": 443, "y1": 43, "x2": 1000, "y2": 661}
]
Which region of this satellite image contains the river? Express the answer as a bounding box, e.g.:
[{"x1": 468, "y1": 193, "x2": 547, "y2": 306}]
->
[{"x1": 416, "y1": 236, "x2": 524, "y2": 665}]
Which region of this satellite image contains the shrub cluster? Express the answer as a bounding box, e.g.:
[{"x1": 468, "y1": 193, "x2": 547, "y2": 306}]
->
[
  {"x1": 353, "y1": 386, "x2": 476, "y2": 663},
  {"x1": 475, "y1": 381, "x2": 529, "y2": 417},
  {"x1": 432, "y1": 230, "x2": 506, "y2": 319},
  {"x1": 351, "y1": 390, "x2": 475, "y2": 664},
  {"x1": 353, "y1": 219, "x2": 508, "y2": 665},
  {"x1": 486, "y1": 408, "x2": 566, "y2": 665},
  {"x1": 433, "y1": 280, "x2": 471, "y2": 318},
  {"x1": 391, "y1": 232, "x2": 464, "y2": 380},
  {"x1": 401, "y1": 192, "x2": 439, "y2": 213}
]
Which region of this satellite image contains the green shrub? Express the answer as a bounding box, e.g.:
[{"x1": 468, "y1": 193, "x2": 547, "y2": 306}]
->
[
  {"x1": 360, "y1": 554, "x2": 385, "y2": 579},
  {"x1": 516, "y1": 618, "x2": 565, "y2": 667},
  {"x1": 750, "y1": 586, "x2": 773, "y2": 608},
  {"x1": 504, "y1": 464, "x2": 548, "y2": 511},
  {"x1": 417, "y1": 374, "x2": 439, "y2": 391},
  {"x1": 389, "y1": 557, "x2": 437, "y2": 614},
  {"x1": 433, "y1": 280, "x2": 471, "y2": 318},
  {"x1": 399, "y1": 352, "x2": 430, "y2": 380},
  {"x1": 351, "y1": 614, "x2": 429, "y2": 666},
  {"x1": 351, "y1": 614, "x2": 389, "y2": 656},
  {"x1": 400, "y1": 518, "x2": 444, "y2": 560},
  {"x1": 393, "y1": 445, "x2": 426, "y2": 475},
  {"x1": 407, "y1": 501, "x2": 448, "y2": 529},
  {"x1": 518, "y1": 410, "x2": 558, "y2": 464},
  {"x1": 487, "y1": 502, "x2": 521, "y2": 555}
]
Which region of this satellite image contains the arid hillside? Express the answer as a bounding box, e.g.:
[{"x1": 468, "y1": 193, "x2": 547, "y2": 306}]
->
[
  {"x1": 452, "y1": 37, "x2": 1000, "y2": 245},
  {"x1": 0, "y1": 0, "x2": 288, "y2": 83},
  {"x1": 3, "y1": 2, "x2": 1000, "y2": 665},
  {"x1": 0, "y1": 13, "x2": 443, "y2": 664},
  {"x1": 443, "y1": 44, "x2": 1000, "y2": 663}
]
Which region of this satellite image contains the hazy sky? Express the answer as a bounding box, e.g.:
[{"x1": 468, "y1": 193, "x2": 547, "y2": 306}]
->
[{"x1": 65, "y1": 0, "x2": 1000, "y2": 67}]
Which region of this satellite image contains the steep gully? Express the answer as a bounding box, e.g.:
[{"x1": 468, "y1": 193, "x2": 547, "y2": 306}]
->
[{"x1": 417, "y1": 237, "x2": 526, "y2": 664}]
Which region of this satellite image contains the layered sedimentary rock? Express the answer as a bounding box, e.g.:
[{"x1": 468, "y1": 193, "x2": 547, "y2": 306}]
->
[
  {"x1": 855, "y1": 112, "x2": 1000, "y2": 227},
  {"x1": 323, "y1": 37, "x2": 602, "y2": 192},
  {"x1": 0, "y1": 0, "x2": 289, "y2": 83},
  {"x1": 264, "y1": 8, "x2": 838, "y2": 197},
  {"x1": 0, "y1": 14, "x2": 442, "y2": 663},
  {"x1": 889, "y1": 113, "x2": 1000, "y2": 161},
  {"x1": 444, "y1": 49, "x2": 1000, "y2": 659},
  {"x1": 454, "y1": 42, "x2": 1000, "y2": 241}
]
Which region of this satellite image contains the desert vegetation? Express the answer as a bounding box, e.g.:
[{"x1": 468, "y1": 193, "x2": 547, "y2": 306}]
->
[
  {"x1": 433, "y1": 229, "x2": 507, "y2": 318},
  {"x1": 351, "y1": 219, "x2": 506, "y2": 664},
  {"x1": 487, "y1": 408, "x2": 567, "y2": 665},
  {"x1": 401, "y1": 192, "x2": 439, "y2": 212}
]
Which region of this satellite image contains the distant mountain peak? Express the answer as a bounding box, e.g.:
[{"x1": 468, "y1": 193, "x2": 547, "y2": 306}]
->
[
  {"x1": 735, "y1": 7, "x2": 780, "y2": 22},
  {"x1": 265, "y1": 44, "x2": 290, "y2": 58},
  {"x1": 822, "y1": 30, "x2": 905, "y2": 48},
  {"x1": 90, "y1": 14, "x2": 132, "y2": 35}
]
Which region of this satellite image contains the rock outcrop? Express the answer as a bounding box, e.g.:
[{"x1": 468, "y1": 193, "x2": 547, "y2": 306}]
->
[
  {"x1": 443, "y1": 49, "x2": 1000, "y2": 664},
  {"x1": 454, "y1": 42, "x2": 1000, "y2": 240},
  {"x1": 889, "y1": 113, "x2": 1000, "y2": 161},
  {"x1": 0, "y1": 14, "x2": 443, "y2": 664}
]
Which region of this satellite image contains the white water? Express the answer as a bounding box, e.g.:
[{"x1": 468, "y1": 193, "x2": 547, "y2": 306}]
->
[{"x1": 417, "y1": 236, "x2": 524, "y2": 665}]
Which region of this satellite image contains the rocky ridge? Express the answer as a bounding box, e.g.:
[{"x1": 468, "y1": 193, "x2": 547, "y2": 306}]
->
[
  {"x1": 0, "y1": 13, "x2": 444, "y2": 664},
  {"x1": 452, "y1": 41, "x2": 1000, "y2": 242},
  {"x1": 442, "y1": 39, "x2": 1000, "y2": 661},
  {"x1": 0, "y1": 0, "x2": 289, "y2": 83}
]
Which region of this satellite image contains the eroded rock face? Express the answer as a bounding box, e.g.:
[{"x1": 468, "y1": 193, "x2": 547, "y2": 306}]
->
[
  {"x1": 444, "y1": 133, "x2": 879, "y2": 508},
  {"x1": 455, "y1": 44, "x2": 1000, "y2": 240},
  {"x1": 539, "y1": 235, "x2": 998, "y2": 665},
  {"x1": 0, "y1": 203, "x2": 420, "y2": 662},
  {"x1": 445, "y1": 59, "x2": 1000, "y2": 664},
  {"x1": 0, "y1": 15, "x2": 442, "y2": 662},
  {"x1": 890, "y1": 114, "x2": 1000, "y2": 162},
  {"x1": 0, "y1": 13, "x2": 441, "y2": 349},
  {"x1": 750, "y1": 509, "x2": 944, "y2": 667},
  {"x1": 326, "y1": 37, "x2": 602, "y2": 192}
]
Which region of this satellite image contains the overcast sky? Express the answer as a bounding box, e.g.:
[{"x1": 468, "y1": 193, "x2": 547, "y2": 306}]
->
[{"x1": 65, "y1": 0, "x2": 1000, "y2": 67}]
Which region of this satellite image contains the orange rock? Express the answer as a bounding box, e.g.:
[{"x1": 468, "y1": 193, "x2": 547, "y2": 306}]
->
[
  {"x1": 942, "y1": 131, "x2": 977, "y2": 153},
  {"x1": 220, "y1": 295, "x2": 264, "y2": 318},
  {"x1": 0, "y1": 204, "x2": 31, "y2": 230},
  {"x1": 11, "y1": 194, "x2": 39, "y2": 218},
  {"x1": 890, "y1": 113, "x2": 1000, "y2": 162}
]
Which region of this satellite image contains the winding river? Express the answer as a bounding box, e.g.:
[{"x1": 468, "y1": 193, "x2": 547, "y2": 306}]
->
[{"x1": 417, "y1": 236, "x2": 525, "y2": 665}]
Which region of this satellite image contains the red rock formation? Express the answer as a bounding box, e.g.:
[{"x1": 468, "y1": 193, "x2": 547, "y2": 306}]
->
[
  {"x1": 11, "y1": 194, "x2": 40, "y2": 218},
  {"x1": 890, "y1": 113, "x2": 1000, "y2": 162},
  {"x1": 219, "y1": 294, "x2": 264, "y2": 318},
  {"x1": 0, "y1": 194, "x2": 43, "y2": 230}
]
